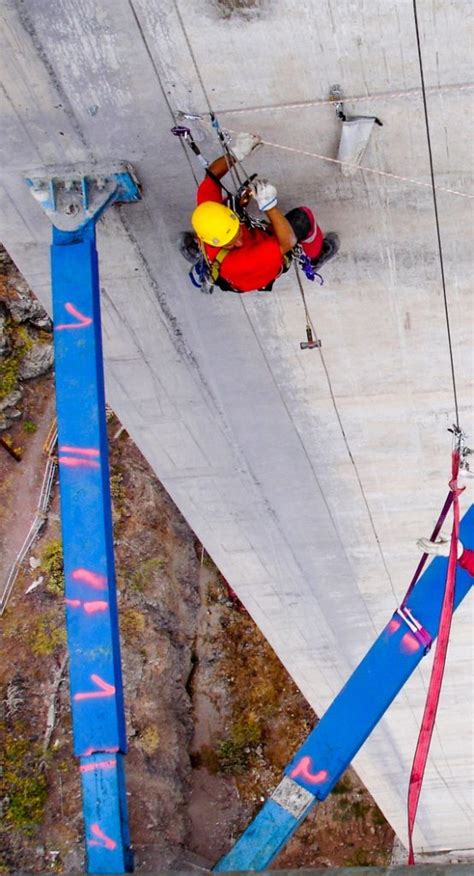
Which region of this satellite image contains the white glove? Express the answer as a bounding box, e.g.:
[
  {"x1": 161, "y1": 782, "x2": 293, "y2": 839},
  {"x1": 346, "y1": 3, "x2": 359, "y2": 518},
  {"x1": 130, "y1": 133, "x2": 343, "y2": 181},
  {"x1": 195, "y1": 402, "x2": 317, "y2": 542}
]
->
[
  {"x1": 251, "y1": 179, "x2": 277, "y2": 211},
  {"x1": 416, "y1": 536, "x2": 464, "y2": 559},
  {"x1": 231, "y1": 132, "x2": 262, "y2": 162}
]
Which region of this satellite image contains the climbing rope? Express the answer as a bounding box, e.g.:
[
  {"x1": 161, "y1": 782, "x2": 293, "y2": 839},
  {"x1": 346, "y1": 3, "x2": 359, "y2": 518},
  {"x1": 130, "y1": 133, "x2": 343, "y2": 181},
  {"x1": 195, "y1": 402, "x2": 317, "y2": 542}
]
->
[
  {"x1": 412, "y1": 0, "x2": 460, "y2": 428},
  {"x1": 404, "y1": 2, "x2": 466, "y2": 860},
  {"x1": 406, "y1": 438, "x2": 464, "y2": 864}
]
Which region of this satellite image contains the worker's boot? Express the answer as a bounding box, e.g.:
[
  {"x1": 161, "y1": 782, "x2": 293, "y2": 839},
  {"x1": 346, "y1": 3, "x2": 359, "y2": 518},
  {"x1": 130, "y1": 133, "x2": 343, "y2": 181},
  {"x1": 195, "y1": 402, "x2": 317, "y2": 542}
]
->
[
  {"x1": 179, "y1": 231, "x2": 201, "y2": 263},
  {"x1": 311, "y1": 233, "x2": 340, "y2": 269}
]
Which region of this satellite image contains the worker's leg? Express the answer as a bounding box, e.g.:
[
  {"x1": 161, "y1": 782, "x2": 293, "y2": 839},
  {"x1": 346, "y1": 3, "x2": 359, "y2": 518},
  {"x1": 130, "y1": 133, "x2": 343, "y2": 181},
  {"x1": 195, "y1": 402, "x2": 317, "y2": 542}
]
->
[
  {"x1": 179, "y1": 231, "x2": 201, "y2": 263},
  {"x1": 311, "y1": 233, "x2": 340, "y2": 270},
  {"x1": 286, "y1": 207, "x2": 339, "y2": 267}
]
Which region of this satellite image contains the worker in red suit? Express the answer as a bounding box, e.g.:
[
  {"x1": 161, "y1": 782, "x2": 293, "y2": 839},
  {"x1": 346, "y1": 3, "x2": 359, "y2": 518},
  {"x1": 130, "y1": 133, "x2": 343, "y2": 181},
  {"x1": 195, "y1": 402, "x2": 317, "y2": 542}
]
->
[
  {"x1": 417, "y1": 536, "x2": 474, "y2": 576},
  {"x1": 182, "y1": 132, "x2": 338, "y2": 293}
]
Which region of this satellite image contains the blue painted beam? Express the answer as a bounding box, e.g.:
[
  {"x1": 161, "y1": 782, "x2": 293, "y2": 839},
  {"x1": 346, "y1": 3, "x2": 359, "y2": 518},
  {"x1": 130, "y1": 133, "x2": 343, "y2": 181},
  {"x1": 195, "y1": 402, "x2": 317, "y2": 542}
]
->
[
  {"x1": 51, "y1": 221, "x2": 131, "y2": 873},
  {"x1": 215, "y1": 505, "x2": 474, "y2": 871}
]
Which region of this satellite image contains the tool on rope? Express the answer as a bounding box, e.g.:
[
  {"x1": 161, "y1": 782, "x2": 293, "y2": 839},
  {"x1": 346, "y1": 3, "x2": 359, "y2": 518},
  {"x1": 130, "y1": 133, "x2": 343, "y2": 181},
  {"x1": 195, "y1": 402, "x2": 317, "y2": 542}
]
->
[
  {"x1": 293, "y1": 261, "x2": 321, "y2": 350},
  {"x1": 170, "y1": 125, "x2": 209, "y2": 167},
  {"x1": 405, "y1": 427, "x2": 466, "y2": 865}
]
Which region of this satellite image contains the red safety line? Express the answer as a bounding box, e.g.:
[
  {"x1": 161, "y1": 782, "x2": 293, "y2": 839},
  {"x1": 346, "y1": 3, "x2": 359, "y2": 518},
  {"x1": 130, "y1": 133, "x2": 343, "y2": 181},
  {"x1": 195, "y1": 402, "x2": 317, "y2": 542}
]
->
[{"x1": 406, "y1": 449, "x2": 464, "y2": 864}]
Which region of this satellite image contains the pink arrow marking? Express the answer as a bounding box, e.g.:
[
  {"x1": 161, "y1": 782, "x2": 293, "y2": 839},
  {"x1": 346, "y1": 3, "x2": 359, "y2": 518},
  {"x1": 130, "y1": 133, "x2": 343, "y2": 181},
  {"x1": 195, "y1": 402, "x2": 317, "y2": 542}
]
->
[
  {"x1": 74, "y1": 674, "x2": 115, "y2": 701},
  {"x1": 71, "y1": 569, "x2": 107, "y2": 591},
  {"x1": 59, "y1": 446, "x2": 99, "y2": 457},
  {"x1": 290, "y1": 756, "x2": 328, "y2": 784},
  {"x1": 55, "y1": 302, "x2": 92, "y2": 331},
  {"x1": 88, "y1": 823, "x2": 117, "y2": 850}
]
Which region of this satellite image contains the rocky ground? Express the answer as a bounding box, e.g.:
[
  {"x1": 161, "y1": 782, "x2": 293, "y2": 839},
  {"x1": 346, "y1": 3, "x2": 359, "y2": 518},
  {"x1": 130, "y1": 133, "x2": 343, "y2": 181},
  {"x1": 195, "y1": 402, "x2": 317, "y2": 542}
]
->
[{"x1": 0, "y1": 246, "x2": 394, "y2": 871}]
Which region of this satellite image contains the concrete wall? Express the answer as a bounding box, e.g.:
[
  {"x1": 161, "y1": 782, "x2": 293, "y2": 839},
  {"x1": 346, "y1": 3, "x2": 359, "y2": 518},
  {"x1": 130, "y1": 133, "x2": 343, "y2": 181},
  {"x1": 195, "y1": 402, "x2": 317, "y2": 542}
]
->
[{"x1": 1, "y1": 0, "x2": 473, "y2": 858}]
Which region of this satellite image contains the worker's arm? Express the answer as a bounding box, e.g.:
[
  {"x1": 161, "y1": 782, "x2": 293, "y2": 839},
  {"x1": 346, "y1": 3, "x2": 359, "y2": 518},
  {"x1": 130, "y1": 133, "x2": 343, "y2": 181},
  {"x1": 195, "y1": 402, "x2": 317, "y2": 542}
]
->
[
  {"x1": 207, "y1": 154, "x2": 236, "y2": 181},
  {"x1": 265, "y1": 207, "x2": 297, "y2": 254},
  {"x1": 252, "y1": 180, "x2": 297, "y2": 254}
]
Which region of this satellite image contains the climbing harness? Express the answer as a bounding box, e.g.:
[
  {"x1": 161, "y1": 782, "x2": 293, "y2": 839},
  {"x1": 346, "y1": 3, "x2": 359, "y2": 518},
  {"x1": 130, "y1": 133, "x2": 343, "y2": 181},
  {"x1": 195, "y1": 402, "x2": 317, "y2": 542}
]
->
[{"x1": 406, "y1": 427, "x2": 466, "y2": 865}]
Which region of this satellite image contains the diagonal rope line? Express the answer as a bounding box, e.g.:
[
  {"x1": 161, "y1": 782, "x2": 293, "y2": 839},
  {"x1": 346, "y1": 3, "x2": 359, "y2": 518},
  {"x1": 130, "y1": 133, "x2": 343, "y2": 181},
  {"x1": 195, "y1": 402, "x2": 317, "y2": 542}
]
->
[
  {"x1": 224, "y1": 130, "x2": 474, "y2": 200},
  {"x1": 412, "y1": 0, "x2": 460, "y2": 427},
  {"x1": 217, "y1": 82, "x2": 474, "y2": 117}
]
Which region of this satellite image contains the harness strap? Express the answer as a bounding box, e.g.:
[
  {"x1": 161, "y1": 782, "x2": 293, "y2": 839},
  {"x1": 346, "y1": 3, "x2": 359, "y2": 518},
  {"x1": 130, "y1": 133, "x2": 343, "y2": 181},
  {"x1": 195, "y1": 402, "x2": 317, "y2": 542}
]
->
[
  {"x1": 210, "y1": 246, "x2": 231, "y2": 281},
  {"x1": 406, "y1": 448, "x2": 464, "y2": 865}
]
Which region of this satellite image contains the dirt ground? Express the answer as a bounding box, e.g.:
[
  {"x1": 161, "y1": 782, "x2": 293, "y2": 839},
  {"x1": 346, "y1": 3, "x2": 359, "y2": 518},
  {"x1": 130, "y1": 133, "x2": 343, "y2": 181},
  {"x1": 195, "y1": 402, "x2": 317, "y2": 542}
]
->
[{"x1": 0, "y1": 250, "x2": 394, "y2": 871}]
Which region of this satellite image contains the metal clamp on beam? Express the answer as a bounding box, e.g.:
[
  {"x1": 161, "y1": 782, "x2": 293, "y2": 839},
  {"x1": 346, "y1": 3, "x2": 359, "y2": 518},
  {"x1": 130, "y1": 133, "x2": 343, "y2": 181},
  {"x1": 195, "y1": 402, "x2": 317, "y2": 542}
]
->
[
  {"x1": 25, "y1": 163, "x2": 141, "y2": 231},
  {"x1": 396, "y1": 604, "x2": 432, "y2": 653}
]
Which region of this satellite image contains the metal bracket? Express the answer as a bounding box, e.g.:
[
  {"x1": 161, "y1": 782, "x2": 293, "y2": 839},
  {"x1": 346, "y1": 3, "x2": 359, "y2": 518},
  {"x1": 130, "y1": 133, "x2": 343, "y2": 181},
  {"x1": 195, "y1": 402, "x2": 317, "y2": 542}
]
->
[
  {"x1": 396, "y1": 605, "x2": 432, "y2": 653},
  {"x1": 25, "y1": 162, "x2": 141, "y2": 231},
  {"x1": 329, "y1": 84, "x2": 346, "y2": 121},
  {"x1": 271, "y1": 776, "x2": 315, "y2": 819}
]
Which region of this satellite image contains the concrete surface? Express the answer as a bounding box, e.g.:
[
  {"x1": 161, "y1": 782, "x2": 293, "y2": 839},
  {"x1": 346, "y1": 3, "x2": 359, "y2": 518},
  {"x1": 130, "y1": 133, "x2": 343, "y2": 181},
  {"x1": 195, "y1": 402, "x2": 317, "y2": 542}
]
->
[{"x1": 0, "y1": 0, "x2": 473, "y2": 859}]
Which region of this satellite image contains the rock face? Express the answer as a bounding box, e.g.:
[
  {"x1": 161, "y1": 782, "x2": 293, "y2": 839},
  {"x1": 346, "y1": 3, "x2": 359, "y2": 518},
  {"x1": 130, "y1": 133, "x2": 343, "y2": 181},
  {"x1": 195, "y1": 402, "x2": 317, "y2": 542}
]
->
[
  {"x1": 18, "y1": 345, "x2": 54, "y2": 380},
  {"x1": 0, "y1": 302, "x2": 11, "y2": 357},
  {"x1": 8, "y1": 297, "x2": 51, "y2": 329}
]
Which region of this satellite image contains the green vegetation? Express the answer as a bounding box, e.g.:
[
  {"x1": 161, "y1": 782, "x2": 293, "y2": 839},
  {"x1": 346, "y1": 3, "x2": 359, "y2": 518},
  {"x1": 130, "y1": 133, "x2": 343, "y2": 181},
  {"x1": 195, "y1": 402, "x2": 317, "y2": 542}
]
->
[
  {"x1": 0, "y1": 322, "x2": 33, "y2": 400},
  {"x1": 217, "y1": 716, "x2": 262, "y2": 774},
  {"x1": 139, "y1": 726, "x2": 160, "y2": 755},
  {"x1": 120, "y1": 606, "x2": 146, "y2": 640},
  {"x1": 0, "y1": 352, "x2": 20, "y2": 399},
  {"x1": 22, "y1": 419, "x2": 37, "y2": 434},
  {"x1": 0, "y1": 724, "x2": 48, "y2": 833},
  {"x1": 40, "y1": 539, "x2": 64, "y2": 595},
  {"x1": 129, "y1": 557, "x2": 165, "y2": 593},
  {"x1": 27, "y1": 610, "x2": 66, "y2": 656}
]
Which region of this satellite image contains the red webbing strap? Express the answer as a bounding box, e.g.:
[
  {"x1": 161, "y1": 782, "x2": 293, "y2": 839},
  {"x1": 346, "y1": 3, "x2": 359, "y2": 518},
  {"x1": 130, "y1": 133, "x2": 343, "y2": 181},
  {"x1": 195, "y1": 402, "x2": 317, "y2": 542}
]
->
[{"x1": 406, "y1": 449, "x2": 464, "y2": 864}]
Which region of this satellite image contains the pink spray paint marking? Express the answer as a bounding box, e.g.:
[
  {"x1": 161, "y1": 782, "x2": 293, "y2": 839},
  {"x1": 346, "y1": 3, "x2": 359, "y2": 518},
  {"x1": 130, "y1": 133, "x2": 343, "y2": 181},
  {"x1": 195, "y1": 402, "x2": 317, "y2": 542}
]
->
[
  {"x1": 386, "y1": 618, "x2": 401, "y2": 634},
  {"x1": 401, "y1": 632, "x2": 420, "y2": 654},
  {"x1": 65, "y1": 598, "x2": 108, "y2": 614},
  {"x1": 58, "y1": 456, "x2": 100, "y2": 469},
  {"x1": 80, "y1": 759, "x2": 116, "y2": 774},
  {"x1": 74, "y1": 674, "x2": 116, "y2": 701},
  {"x1": 82, "y1": 745, "x2": 119, "y2": 756},
  {"x1": 290, "y1": 755, "x2": 328, "y2": 784},
  {"x1": 59, "y1": 445, "x2": 100, "y2": 469},
  {"x1": 71, "y1": 568, "x2": 107, "y2": 591},
  {"x1": 55, "y1": 302, "x2": 92, "y2": 331},
  {"x1": 84, "y1": 601, "x2": 108, "y2": 614},
  {"x1": 88, "y1": 823, "x2": 117, "y2": 851},
  {"x1": 60, "y1": 446, "x2": 99, "y2": 457}
]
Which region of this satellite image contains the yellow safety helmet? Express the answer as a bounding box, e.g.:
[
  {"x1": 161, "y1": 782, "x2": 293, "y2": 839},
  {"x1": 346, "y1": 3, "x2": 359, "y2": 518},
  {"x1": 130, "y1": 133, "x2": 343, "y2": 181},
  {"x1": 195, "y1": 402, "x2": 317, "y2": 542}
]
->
[{"x1": 191, "y1": 201, "x2": 240, "y2": 247}]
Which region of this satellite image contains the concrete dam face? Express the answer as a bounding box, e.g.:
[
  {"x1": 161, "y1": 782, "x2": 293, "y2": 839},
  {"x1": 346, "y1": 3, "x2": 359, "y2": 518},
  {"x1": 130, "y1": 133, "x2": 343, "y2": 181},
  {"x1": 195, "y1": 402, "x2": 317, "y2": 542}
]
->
[{"x1": 1, "y1": 0, "x2": 473, "y2": 859}]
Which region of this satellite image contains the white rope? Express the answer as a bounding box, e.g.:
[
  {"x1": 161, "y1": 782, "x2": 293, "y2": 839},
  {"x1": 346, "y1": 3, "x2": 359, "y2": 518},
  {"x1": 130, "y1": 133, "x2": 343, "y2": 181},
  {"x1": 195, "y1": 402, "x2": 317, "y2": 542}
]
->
[
  {"x1": 218, "y1": 82, "x2": 474, "y2": 117},
  {"x1": 225, "y1": 132, "x2": 474, "y2": 200}
]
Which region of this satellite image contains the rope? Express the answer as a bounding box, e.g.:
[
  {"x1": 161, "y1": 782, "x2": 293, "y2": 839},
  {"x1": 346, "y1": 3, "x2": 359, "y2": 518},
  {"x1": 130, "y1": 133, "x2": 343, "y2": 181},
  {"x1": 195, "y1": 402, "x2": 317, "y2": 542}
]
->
[
  {"x1": 224, "y1": 131, "x2": 474, "y2": 201},
  {"x1": 127, "y1": 0, "x2": 199, "y2": 184},
  {"x1": 412, "y1": 0, "x2": 460, "y2": 427},
  {"x1": 172, "y1": 0, "x2": 243, "y2": 192},
  {"x1": 406, "y1": 449, "x2": 464, "y2": 864},
  {"x1": 217, "y1": 82, "x2": 474, "y2": 117},
  {"x1": 292, "y1": 263, "x2": 397, "y2": 600}
]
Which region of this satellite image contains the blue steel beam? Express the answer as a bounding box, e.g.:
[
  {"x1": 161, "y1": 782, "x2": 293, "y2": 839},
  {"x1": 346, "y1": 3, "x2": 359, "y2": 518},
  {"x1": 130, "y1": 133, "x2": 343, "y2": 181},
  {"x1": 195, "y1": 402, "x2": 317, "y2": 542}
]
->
[
  {"x1": 214, "y1": 505, "x2": 474, "y2": 871},
  {"x1": 44, "y1": 168, "x2": 140, "y2": 874}
]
